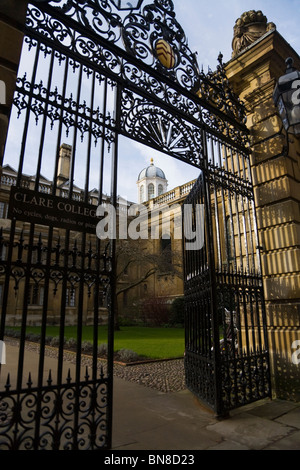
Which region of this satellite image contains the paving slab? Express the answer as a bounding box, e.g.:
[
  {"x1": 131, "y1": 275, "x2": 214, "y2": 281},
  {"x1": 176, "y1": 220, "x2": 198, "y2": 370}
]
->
[
  {"x1": 206, "y1": 412, "x2": 295, "y2": 450},
  {"x1": 2, "y1": 341, "x2": 300, "y2": 451},
  {"x1": 275, "y1": 407, "x2": 300, "y2": 429},
  {"x1": 245, "y1": 399, "x2": 300, "y2": 421},
  {"x1": 112, "y1": 378, "x2": 221, "y2": 450},
  {"x1": 263, "y1": 430, "x2": 300, "y2": 450},
  {"x1": 207, "y1": 440, "x2": 250, "y2": 450}
]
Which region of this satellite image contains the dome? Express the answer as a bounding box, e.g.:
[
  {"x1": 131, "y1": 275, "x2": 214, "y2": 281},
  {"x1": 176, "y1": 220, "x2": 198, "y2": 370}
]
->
[{"x1": 138, "y1": 159, "x2": 166, "y2": 181}]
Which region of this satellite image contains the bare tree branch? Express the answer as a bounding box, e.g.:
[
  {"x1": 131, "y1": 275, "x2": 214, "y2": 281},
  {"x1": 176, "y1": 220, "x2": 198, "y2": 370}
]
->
[{"x1": 115, "y1": 238, "x2": 182, "y2": 297}]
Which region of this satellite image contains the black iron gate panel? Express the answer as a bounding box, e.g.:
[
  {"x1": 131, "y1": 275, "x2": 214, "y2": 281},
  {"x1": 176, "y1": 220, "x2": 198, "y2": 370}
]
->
[
  {"x1": 0, "y1": 223, "x2": 112, "y2": 449},
  {"x1": 183, "y1": 132, "x2": 271, "y2": 416},
  {"x1": 0, "y1": 0, "x2": 119, "y2": 450}
]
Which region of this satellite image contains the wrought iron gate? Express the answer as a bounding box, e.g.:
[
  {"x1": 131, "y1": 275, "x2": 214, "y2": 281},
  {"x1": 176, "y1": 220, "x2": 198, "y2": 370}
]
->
[
  {"x1": 0, "y1": 0, "x2": 271, "y2": 449},
  {"x1": 183, "y1": 135, "x2": 271, "y2": 416}
]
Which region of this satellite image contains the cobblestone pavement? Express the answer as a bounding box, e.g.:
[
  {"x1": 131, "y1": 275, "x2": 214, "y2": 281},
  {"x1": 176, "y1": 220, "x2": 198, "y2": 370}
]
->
[
  {"x1": 113, "y1": 359, "x2": 186, "y2": 393},
  {"x1": 4, "y1": 338, "x2": 186, "y2": 393}
]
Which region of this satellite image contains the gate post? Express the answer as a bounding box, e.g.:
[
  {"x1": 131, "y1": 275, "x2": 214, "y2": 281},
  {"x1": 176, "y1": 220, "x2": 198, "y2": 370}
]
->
[
  {"x1": 0, "y1": 0, "x2": 28, "y2": 166},
  {"x1": 227, "y1": 18, "x2": 300, "y2": 402}
]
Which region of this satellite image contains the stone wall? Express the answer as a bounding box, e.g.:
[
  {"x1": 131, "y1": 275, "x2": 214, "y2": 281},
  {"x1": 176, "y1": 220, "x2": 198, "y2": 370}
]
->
[
  {"x1": 0, "y1": 0, "x2": 28, "y2": 164},
  {"x1": 227, "y1": 28, "x2": 300, "y2": 401}
]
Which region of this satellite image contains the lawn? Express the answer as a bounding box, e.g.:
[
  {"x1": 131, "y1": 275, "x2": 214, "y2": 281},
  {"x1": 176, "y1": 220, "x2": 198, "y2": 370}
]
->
[{"x1": 7, "y1": 326, "x2": 185, "y2": 360}]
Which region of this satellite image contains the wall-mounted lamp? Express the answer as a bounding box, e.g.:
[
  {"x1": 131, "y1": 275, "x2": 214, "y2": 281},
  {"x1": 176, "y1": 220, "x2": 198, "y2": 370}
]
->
[
  {"x1": 111, "y1": 0, "x2": 143, "y2": 10},
  {"x1": 273, "y1": 57, "x2": 300, "y2": 135}
]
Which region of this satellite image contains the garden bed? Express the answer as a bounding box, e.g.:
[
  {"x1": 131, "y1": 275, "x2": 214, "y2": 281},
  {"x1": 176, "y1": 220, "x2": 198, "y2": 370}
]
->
[{"x1": 4, "y1": 326, "x2": 185, "y2": 365}]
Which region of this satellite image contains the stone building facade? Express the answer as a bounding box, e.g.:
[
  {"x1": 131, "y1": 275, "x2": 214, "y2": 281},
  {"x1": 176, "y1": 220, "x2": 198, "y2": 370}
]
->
[{"x1": 0, "y1": 148, "x2": 191, "y2": 326}]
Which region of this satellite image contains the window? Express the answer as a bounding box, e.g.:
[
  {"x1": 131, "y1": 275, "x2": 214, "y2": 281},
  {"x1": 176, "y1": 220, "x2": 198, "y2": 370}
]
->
[
  {"x1": 158, "y1": 184, "x2": 164, "y2": 196},
  {"x1": 28, "y1": 285, "x2": 44, "y2": 306},
  {"x1": 225, "y1": 216, "x2": 234, "y2": 261},
  {"x1": 161, "y1": 235, "x2": 171, "y2": 252},
  {"x1": 161, "y1": 235, "x2": 172, "y2": 264},
  {"x1": 31, "y1": 247, "x2": 46, "y2": 265},
  {"x1": 0, "y1": 202, "x2": 7, "y2": 219},
  {"x1": 140, "y1": 186, "x2": 144, "y2": 202},
  {"x1": 66, "y1": 287, "x2": 76, "y2": 307},
  {"x1": 0, "y1": 244, "x2": 6, "y2": 261},
  {"x1": 98, "y1": 290, "x2": 104, "y2": 308},
  {"x1": 148, "y1": 183, "x2": 155, "y2": 199}
]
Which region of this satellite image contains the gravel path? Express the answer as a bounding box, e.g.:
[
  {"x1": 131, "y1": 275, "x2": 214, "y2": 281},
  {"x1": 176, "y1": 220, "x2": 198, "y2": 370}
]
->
[
  {"x1": 113, "y1": 359, "x2": 186, "y2": 393},
  {"x1": 4, "y1": 338, "x2": 186, "y2": 394}
]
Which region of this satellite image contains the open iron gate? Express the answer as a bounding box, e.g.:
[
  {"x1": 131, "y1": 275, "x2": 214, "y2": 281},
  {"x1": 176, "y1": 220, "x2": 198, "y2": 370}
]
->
[
  {"x1": 183, "y1": 136, "x2": 271, "y2": 416},
  {"x1": 0, "y1": 0, "x2": 271, "y2": 449},
  {"x1": 0, "y1": 0, "x2": 120, "y2": 450}
]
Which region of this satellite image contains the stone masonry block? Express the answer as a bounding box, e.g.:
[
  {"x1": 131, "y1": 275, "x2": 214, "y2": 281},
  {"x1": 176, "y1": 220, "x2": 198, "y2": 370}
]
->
[
  {"x1": 263, "y1": 274, "x2": 300, "y2": 301},
  {"x1": 257, "y1": 200, "x2": 300, "y2": 229},
  {"x1": 251, "y1": 156, "x2": 294, "y2": 186},
  {"x1": 254, "y1": 176, "x2": 300, "y2": 207},
  {"x1": 261, "y1": 248, "x2": 300, "y2": 276},
  {"x1": 251, "y1": 135, "x2": 286, "y2": 164},
  {"x1": 261, "y1": 224, "x2": 300, "y2": 251}
]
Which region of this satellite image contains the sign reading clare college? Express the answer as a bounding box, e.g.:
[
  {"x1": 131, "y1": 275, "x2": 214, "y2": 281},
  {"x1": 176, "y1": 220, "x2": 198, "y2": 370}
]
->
[{"x1": 8, "y1": 187, "x2": 99, "y2": 234}]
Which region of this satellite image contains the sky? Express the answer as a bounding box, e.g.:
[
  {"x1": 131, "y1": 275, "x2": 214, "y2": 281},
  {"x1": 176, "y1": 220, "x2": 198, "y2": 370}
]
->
[
  {"x1": 4, "y1": 0, "x2": 300, "y2": 203},
  {"x1": 118, "y1": 0, "x2": 300, "y2": 202}
]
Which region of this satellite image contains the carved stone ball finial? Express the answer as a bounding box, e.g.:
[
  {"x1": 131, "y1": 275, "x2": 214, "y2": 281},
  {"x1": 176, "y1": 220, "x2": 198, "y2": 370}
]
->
[{"x1": 232, "y1": 10, "x2": 276, "y2": 57}]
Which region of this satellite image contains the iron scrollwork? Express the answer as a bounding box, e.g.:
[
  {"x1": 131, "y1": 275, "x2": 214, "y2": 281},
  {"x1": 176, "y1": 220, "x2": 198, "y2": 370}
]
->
[
  {"x1": 27, "y1": 0, "x2": 248, "y2": 147},
  {"x1": 121, "y1": 92, "x2": 204, "y2": 165},
  {"x1": 32, "y1": 0, "x2": 200, "y2": 91},
  {"x1": 14, "y1": 67, "x2": 116, "y2": 146},
  {"x1": 121, "y1": 0, "x2": 200, "y2": 91},
  {"x1": 22, "y1": 0, "x2": 250, "y2": 168},
  {"x1": 0, "y1": 373, "x2": 108, "y2": 450}
]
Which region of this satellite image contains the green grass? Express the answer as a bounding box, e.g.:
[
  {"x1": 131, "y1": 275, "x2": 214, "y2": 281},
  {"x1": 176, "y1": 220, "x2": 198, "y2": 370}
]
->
[{"x1": 7, "y1": 326, "x2": 185, "y2": 360}]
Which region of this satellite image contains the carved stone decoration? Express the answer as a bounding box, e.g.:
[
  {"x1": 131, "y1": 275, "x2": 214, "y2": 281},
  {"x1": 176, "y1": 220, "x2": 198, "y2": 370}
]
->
[{"x1": 232, "y1": 10, "x2": 276, "y2": 57}]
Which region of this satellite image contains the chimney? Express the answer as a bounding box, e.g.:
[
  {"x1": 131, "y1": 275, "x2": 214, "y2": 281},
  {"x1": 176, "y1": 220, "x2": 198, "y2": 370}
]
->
[{"x1": 57, "y1": 143, "x2": 71, "y2": 186}]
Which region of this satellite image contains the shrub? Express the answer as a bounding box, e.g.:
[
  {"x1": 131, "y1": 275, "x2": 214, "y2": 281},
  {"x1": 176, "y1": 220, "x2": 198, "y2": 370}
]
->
[
  {"x1": 65, "y1": 337, "x2": 77, "y2": 349},
  {"x1": 118, "y1": 316, "x2": 137, "y2": 327},
  {"x1": 141, "y1": 296, "x2": 171, "y2": 326},
  {"x1": 98, "y1": 343, "x2": 108, "y2": 356},
  {"x1": 5, "y1": 328, "x2": 21, "y2": 338},
  {"x1": 26, "y1": 333, "x2": 41, "y2": 342},
  {"x1": 170, "y1": 297, "x2": 185, "y2": 326},
  {"x1": 117, "y1": 348, "x2": 139, "y2": 363},
  {"x1": 81, "y1": 341, "x2": 93, "y2": 353},
  {"x1": 50, "y1": 336, "x2": 60, "y2": 347}
]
